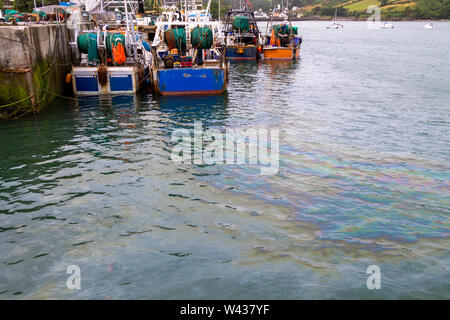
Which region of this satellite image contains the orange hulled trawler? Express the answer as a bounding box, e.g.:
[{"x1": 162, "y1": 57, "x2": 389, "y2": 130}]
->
[{"x1": 262, "y1": 17, "x2": 302, "y2": 60}]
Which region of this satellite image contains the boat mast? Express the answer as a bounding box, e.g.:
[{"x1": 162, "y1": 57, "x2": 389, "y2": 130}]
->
[
  {"x1": 204, "y1": 0, "x2": 212, "y2": 22},
  {"x1": 124, "y1": 0, "x2": 130, "y2": 32}
]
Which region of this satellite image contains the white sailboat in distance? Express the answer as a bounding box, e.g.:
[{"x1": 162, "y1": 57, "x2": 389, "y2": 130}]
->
[{"x1": 326, "y1": 8, "x2": 344, "y2": 29}]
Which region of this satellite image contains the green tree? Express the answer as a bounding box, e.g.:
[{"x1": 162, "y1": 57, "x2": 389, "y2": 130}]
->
[
  {"x1": 415, "y1": 0, "x2": 450, "y2": 19},
  {"x1": 13, "y1": 0, "x2": 60, "y2": 13},
  {"x1": 210, "y1": 0, "x2": 230, "y2": 20}
]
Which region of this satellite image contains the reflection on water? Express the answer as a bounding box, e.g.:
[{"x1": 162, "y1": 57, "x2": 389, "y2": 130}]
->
[
  {"x1": 155, "y1": 95, "x2": 229, "y2": 126},
  {"x1": 0, "y1": 22, "x2": 449, "y2": 299}
]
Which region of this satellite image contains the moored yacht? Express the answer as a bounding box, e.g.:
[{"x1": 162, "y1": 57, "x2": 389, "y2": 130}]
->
[
  {"x1": 254, "y1": 10, "x2": 268, "y2": 21},
  {"x1": 326, "y1": 9, "x2": 343, "y2": 29},
  {"x1": 380, "y1": 22, "x2": 394, "y2": 29}
]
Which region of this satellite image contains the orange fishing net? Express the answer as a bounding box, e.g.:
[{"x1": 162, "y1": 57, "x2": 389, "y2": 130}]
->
[
  {"x1": 269, "y1": 29, "x2": 281, "y2": 47},
  {"x1": 112, "y1": 43, "x2": 126, "y2": 65}
]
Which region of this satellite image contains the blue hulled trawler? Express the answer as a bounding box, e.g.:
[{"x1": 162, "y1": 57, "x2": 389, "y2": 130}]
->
[
  {"x1": 222, "y1": 4, "x2": 261, "y2": 60},
  {"x1": 149, "y1": 0, "x2": 228, "y2": 96}
]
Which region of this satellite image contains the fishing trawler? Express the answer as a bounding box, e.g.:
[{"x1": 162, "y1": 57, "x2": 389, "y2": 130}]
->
[
  {"x1": 262, "y1": 18, "x2": 301, "y2": 60},
  {"x1": 222, "y1": 5, "x2": 261, "y2": 60},
  {"x1": 149, "y1": 0, "x2": 228, "y2": 95},
  {"x1": 69, "y1": 1, "x2": 148, "y2": 95}
]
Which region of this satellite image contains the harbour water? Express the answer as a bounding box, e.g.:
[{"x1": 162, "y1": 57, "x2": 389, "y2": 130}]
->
[{"x1": 0, "y1": 21, "x2": 449, "y2": 299}]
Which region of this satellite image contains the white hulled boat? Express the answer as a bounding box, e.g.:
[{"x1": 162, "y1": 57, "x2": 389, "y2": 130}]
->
[
  {"x1": 380, "y1": 22, "x2": 394, "y2": 29},
  {"x1": 326, "y1": 9, "x2": 343, "y2": 29},
  {"x1": 69, "y1": 0, "x2": 148, "y2": 95}
]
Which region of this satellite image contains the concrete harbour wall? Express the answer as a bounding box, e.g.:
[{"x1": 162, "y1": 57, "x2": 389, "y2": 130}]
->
[{"x1": 0, "y1": 23, "x2": 90, "y2": 119}]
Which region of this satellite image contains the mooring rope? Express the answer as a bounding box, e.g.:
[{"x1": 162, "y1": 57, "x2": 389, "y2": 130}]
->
[{"x1": 0, "y1": 95, "x2": 33, "y2": 108}]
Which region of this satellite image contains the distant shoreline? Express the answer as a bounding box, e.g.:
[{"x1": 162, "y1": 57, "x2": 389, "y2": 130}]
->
[{"x1": 255, "y1": 18, "x2": 450, "y2": 22}]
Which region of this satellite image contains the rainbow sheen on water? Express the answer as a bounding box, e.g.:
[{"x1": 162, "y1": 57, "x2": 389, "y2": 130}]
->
[{"x1": 0, "y1": 21, "x2": 449, "y2": 299}]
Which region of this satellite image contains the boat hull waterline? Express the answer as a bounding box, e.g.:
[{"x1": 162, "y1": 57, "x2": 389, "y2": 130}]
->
[
  {"x1": 72, "y1": 66, "x2": 144, "y2": 95},
  {"x1": 263, "y1": 47, "x2": 300, "y2": 60},
  {"x1": 224, "y1": 45, "x2": 258, "y2": 60}
]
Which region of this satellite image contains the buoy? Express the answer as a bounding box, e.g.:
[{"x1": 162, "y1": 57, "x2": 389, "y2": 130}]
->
[
  {"x1": 142, "y1": 41, "x2": 151, "y2": 52},
  {"x1": 65, "y1": 73, "x2": 72, "y2": 84}
]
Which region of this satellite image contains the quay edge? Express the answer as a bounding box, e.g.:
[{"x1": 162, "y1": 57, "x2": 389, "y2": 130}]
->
[{"x1": 0, "y1": 22, "x2": 92, "y2": 120}]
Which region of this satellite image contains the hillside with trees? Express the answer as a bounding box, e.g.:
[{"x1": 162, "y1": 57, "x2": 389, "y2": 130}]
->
[
  {"x1": 212, "y1": 0, "x2": 450, "y2": 20},
  {"x1": 297, "y1": 0, "x2": 450, "y2": 20},
  {"x1": 2, "y1": 0, "x2": 449, "y2": 20}
]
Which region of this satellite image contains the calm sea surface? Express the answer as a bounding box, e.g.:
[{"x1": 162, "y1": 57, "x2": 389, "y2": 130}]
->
[{"x1": 0, "y1": 21, "x2": 449, "y2": 299}]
